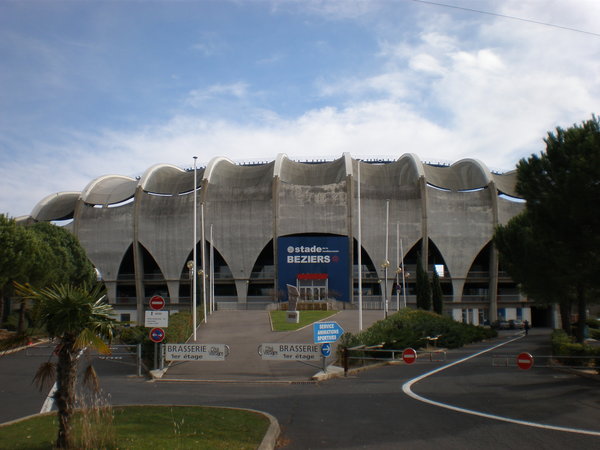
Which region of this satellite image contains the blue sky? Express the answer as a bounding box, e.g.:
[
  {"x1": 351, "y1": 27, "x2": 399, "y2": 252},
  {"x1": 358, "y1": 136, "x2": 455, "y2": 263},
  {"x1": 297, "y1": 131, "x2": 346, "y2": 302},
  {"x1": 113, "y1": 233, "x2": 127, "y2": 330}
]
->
[{"x1": 1, "y1": 0, "x2": 599, "y2": 218}]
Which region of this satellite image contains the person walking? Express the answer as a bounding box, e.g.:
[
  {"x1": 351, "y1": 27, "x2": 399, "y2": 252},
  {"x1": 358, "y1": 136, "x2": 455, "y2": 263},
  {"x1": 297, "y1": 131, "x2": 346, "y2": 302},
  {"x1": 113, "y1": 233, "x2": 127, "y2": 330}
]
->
[{"x1": 524, "y1": 320, "x2": 530, "y2": 336}]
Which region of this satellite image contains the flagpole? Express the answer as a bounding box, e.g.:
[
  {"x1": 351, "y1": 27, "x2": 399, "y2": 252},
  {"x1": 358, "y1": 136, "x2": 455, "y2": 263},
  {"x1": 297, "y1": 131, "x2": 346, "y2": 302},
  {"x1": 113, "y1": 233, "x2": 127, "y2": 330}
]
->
[
  {"x1": 210, "y1": 224, "x2": 214, "y2": 314},
  {"x1": 201, "y1": 202, "x2": 207, "y2": 323},
  {"x1": 396, "y1": 222, "x2": 400, "y2": 312},
  {"x1": 357, "y1": 162, "x2": 363, "y2": 331},
  {"x1": 192, "y1": 156, "x2": 198, "y2": 341}
]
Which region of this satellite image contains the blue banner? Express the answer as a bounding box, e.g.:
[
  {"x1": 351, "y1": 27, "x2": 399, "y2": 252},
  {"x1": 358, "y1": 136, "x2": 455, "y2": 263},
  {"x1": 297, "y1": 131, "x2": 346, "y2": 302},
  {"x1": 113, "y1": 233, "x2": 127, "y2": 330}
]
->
[{"x1": 277, "y1": 235, "x2": 349, "y2": 302}]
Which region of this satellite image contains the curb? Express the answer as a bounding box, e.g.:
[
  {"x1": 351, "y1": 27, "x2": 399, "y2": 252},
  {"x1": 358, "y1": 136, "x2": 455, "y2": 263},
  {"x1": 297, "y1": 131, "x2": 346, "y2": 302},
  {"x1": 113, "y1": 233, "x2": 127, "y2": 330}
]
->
[{"x1": 0, "y1": 405, "x2": 281, "y2": 450}]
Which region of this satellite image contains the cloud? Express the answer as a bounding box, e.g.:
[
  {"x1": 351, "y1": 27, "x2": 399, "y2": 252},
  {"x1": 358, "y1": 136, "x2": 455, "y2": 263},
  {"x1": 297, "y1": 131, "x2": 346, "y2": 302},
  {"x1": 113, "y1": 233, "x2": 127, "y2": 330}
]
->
[
  {"x1": 2, "y1": 0, "x2": 600, "y2": 219},
  {"x1": 185, "y1": 82, "x2": 250, "y2": 108}
]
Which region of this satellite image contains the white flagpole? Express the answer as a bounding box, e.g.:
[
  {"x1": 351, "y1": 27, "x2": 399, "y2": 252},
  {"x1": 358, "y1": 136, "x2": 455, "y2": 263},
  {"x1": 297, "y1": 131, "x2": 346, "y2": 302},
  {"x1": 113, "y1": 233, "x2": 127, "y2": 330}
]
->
[
  {"x1": 192, "y1": 156, "x2": 198, "y2": 340},
  {"x1": 357, "y1": 162, "x2": 363, "y2": 331},
  {"x1": 384, "y1": 199, "x2": 389, "y2": 319},
  {"x1": 396, "y1": 222, "x2": 400, "y2": 312},
  {"x1": 210, "y1": 224, "x2": 214, "y2": 314},
  {"x1": 401, "y1": 238, "x2": 407, "y2": 309},
  {"x1": 201, "y1": 202, "x2": 207, "y2": 323}
]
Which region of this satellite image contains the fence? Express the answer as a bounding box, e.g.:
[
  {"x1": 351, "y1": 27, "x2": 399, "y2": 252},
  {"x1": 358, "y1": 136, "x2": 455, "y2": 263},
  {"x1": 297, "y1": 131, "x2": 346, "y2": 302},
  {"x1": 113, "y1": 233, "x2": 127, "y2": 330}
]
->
[
  {"x1": 25, "y1": 343, "x2": 142, "y2": 376},
  {"x1": 341, "y1": 345, "x2": 447, "y2": 376}
]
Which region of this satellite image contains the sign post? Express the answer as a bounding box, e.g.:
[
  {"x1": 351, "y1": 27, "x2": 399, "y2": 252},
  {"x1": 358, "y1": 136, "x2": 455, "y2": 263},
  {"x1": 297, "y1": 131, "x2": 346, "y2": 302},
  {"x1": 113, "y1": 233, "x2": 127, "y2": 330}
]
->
[
  {"x1": 516, "y1": 352, "x2": 534, "y2": 370},
  {"x1": 402, "y1": 347, "x2": 417, "y2": 364}
]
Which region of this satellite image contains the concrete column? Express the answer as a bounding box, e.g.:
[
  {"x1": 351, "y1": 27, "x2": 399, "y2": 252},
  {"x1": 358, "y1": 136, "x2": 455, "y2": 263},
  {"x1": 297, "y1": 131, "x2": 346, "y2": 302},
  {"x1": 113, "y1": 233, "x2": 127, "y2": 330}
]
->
[
  {"x1": 132, "y1": 186, "x2": 144, "y2": 325},
  {"x1": 272, "y1": 175, "x2": 280, "y2": 301},
  {"x1": 488, "y1": 180, "x2": 499, "y2": 323}
]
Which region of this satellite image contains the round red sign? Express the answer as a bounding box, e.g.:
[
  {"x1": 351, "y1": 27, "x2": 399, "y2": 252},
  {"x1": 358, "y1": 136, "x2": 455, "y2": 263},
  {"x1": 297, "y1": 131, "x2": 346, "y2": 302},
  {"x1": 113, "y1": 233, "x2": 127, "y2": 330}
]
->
[
  {"x1": 516, "y1": 352, "x2": 534, "y2": 370},
  {"x1": 149, "y1": 295, "x2": 165, "y2": 311},
  {"x1": 149, "y1": 327, "x2": 165, "y2": 343},
  {"x1": 402, "y1": 347, "x2": 417, "y2": 364}
]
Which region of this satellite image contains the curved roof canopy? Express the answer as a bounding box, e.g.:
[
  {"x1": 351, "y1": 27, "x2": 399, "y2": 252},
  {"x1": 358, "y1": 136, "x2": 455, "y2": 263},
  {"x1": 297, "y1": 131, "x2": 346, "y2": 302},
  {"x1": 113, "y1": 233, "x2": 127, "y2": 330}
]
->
[{"x1": 27, "y1": 154, "x2": 523, "y2": 221}]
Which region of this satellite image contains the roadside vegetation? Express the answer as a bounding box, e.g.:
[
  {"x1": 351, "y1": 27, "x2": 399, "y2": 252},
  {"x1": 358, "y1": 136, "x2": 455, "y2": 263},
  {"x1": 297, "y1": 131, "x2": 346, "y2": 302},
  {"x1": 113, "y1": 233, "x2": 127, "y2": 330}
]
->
[
  {"x1": 269, "y1": 310, "x2": 337, "y2": 331},
  {"x1": 551, "y1": 321, "x2": 600, "y2": 373},
  {"x1": 338, "y1": 309, "x2": 497, "y2": 352},
  {"x1": 494, "y1": 116, "x2": 600, "y2": 343},
  {"x1": 0, "y1": 405, "x2": 269, "y2": 450}
]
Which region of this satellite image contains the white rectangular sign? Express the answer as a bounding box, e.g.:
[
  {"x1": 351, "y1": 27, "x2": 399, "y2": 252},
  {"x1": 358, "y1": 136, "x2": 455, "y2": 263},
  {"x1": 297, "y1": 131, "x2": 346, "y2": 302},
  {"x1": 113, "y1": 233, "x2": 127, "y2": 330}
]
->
[
  {"x1": 164, "y1": 343, "x2": 226, "y2": 361},
  {"x1": 144, "y1": 311, "x2": 169, "y2": 328},
  {"x1": 260, "y1": 343, "x2": 321, "y2": 361}
]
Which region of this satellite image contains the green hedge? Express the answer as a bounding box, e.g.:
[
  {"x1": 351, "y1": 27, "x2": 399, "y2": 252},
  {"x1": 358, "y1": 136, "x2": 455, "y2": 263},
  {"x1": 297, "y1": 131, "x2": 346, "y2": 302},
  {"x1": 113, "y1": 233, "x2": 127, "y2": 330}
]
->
[
  {"x1": 551, "y1": 329, "x2": 600, "y2": 371},
  {"x1": 338, "y1": 309, "x2": 497, "y2": 352}
]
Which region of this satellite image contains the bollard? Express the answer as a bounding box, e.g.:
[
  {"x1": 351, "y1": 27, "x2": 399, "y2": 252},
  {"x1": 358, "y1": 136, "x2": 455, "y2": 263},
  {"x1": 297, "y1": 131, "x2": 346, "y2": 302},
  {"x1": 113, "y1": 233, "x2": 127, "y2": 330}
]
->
[{"x1": 342, "y1": 347, "x2": 349, "y2": 377}]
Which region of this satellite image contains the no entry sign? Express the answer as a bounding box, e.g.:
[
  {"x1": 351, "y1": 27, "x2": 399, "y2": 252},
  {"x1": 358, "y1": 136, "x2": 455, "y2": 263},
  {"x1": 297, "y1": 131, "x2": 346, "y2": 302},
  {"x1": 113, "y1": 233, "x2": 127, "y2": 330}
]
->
[
  {"x1": 149, "y1": 295, "x2": 165, "y2": 310},
  {"x1": 516, "y1": 352, "x2": 534, "y2": 370},
  {"x1": 402, "y1": 347, "x2": 417, "y2": 364}
]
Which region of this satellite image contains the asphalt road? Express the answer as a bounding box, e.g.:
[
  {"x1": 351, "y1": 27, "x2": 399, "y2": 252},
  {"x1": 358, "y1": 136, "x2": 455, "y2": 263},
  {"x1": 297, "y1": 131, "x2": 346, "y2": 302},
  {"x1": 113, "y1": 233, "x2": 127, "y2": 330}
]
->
[{"x1": 1, "y1": 316, "x2": 599, "y2": 449}]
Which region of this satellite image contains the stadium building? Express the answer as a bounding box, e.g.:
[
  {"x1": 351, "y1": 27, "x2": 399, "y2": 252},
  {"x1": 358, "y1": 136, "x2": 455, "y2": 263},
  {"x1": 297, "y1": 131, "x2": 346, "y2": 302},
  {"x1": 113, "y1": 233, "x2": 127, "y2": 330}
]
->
[{"x1": 22, "y1": 153, "x2": 535, "y2": 326}]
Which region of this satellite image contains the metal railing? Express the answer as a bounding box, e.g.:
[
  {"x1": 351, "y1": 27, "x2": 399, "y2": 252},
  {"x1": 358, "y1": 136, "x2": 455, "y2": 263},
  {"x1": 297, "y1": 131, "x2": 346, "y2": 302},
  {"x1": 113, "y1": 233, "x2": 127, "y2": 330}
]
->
[
  {"x1": 341, "y1": 345, "x2": 447, "y2": 376},
  {"x1": 492, "y1": 354, "x2": 598, "y2": 370},
  {"x1": 25, "y1": 343, "x2": 143, "y2": 376}
]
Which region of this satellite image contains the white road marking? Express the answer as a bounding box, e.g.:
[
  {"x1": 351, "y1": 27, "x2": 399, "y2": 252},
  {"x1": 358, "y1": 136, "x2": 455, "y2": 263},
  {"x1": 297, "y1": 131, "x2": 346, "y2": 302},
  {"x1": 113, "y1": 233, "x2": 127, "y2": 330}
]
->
[
  {"x1": 402, "y1": 336, "x2": 600, "y2": 437},
  {"x1": 40, "y1": 382, "x2": 57, "y2": 413}
]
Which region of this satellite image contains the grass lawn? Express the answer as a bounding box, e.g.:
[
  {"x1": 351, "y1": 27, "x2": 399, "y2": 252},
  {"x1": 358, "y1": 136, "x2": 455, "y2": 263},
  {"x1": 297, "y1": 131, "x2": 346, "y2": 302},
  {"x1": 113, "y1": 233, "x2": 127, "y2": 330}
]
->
[
  {"x1": 270, "y1": 310, "x2": 337, "y2": 331},
  {"x1": 0, "y1": 405, "x2": 269, "y2": 450}
]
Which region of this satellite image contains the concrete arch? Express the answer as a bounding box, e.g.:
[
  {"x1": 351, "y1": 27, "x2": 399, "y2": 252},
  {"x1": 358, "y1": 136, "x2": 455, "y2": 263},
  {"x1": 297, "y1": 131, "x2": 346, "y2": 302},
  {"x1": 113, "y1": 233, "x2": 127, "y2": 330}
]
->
[
  {"x1": 206, "y1": 158, "x2": 275, "y2": 187},
  {"x1": 31, "y1": 192, "x2": 80, "y2": 221},
  {"x1": 451, "y1": 158, "x2": 493, "y2": 191},
  {"x1": 278, "y1": 155, "x2": 347, "y2": 186},
  {"x1": 140, "y1": 163, "x2": 196, "y2": 195},
  {"x1": 82, "y1": 175, "x2": 138, "y2": 206},
  {"x1": 492, "y1": 170, "x2": 522, "y2": 198}
]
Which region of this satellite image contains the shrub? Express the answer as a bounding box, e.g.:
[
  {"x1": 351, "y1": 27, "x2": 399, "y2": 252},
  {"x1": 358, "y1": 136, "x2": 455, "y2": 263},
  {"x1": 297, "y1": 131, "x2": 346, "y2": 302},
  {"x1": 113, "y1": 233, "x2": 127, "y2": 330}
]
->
[
  {"x1": 338, "y1": 309, "x2": 497, "y2": 360},
  {"x1": 551, "y1": 329, "x2": 600, "y2": 371}
]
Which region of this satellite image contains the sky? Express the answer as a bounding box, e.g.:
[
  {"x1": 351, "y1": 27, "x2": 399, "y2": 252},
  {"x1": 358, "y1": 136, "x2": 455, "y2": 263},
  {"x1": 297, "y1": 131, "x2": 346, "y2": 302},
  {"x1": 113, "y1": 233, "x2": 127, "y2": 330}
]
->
[{"x1": 1, "y1": 0, "x2": 599, "y2": 218}]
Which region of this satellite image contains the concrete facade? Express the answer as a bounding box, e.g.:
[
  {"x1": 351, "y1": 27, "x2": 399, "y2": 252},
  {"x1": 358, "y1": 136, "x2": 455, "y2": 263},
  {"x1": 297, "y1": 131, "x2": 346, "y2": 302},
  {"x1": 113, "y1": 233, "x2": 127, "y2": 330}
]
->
[{"x1": 23, "y1": 153, "x2": 528, "y2": 325}]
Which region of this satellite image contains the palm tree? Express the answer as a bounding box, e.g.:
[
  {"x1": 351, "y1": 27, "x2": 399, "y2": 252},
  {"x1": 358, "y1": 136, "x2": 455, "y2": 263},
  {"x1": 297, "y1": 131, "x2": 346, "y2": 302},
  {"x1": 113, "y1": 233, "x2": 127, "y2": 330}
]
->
[{"x1": 15, "y1": 282, "x2": 116, "y2": 449}]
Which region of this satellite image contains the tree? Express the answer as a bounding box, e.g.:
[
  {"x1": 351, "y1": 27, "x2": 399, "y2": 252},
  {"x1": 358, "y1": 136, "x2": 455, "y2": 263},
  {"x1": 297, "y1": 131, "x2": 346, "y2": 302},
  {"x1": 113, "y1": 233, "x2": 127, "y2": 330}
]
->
[
  {"x1": 431, "y1": 269, "x2": 443, "y2": 315},
  {"x1": 416, "y1": 253, "x2": 431, "y2": 310},
  {"x1": 494, "y1": 116, "x2": 600, "y2": 342},
  {"x1": 15, "y1": 282, "x2": 116, "y2": 449},
  {"x1": 494, "y1": 212, "x2": 574, "y2": 332},
  {"x1": 0, "y1": 216, "x2": 96, "y2": 331},
  {"x1": 0, "y1": 215, "x2": 32, "y2": 323}
]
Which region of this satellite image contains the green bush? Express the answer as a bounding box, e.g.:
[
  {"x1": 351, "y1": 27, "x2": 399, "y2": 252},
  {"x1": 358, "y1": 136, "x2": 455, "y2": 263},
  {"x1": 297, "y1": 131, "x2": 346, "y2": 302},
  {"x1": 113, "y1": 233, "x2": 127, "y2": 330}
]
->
[
  {"x1": 551, "y1": 329, "x2": 600, "y2": 370},
  {"x1": 338, "y1": 309, "x2": 497, "y2": 359}
]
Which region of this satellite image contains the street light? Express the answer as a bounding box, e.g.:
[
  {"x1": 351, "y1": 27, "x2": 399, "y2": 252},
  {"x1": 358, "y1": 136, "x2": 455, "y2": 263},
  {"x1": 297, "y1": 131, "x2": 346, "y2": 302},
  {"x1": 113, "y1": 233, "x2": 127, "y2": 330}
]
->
[
  {"x1": 186, "y1": 260, "x2": 195, "y2": 321},
  {"x1": 381, "y1": 259, "x2": 390, "y2": 318}
]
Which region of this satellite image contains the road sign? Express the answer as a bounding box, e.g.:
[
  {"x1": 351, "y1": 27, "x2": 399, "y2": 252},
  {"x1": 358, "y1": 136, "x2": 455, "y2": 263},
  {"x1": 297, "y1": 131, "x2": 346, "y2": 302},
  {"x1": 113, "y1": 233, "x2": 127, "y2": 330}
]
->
[
  {"x1": 145, "y1": 310, "x2": 169, "y2": 328},
  {"x1": 313, "y1": 321, "x2": 344, "y2": 343},
  {"x1": 516, "y1": 352, "x2": 534, "y2": 370},
  {"x1": 402, "y1": 348, "x2": 417, "y2": 364},
  {"x1": 321, "y1": 343, "x2": 331, "y2": 357},
  {"x1": 164, "y1": 343, "x2": 227, "y2": 361},
  {"x1": 149, "y1": 295, "x2": 165, "y2": 310},
  {"x1": 259, "y1": 343, "x2": 321, "y2": 361},
  {"x1": 149, "y1": 327, "x2": 165, "y2": 343}
]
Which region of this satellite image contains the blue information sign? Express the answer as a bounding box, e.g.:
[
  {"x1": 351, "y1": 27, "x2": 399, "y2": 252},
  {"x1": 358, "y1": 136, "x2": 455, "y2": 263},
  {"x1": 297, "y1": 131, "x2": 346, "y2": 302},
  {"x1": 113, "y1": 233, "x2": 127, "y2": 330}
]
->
[{"x1": 313, "y1": 321, "x2": 345, "y2": 344}]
